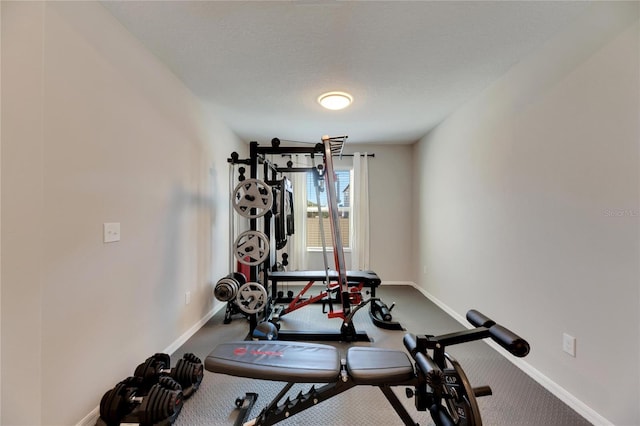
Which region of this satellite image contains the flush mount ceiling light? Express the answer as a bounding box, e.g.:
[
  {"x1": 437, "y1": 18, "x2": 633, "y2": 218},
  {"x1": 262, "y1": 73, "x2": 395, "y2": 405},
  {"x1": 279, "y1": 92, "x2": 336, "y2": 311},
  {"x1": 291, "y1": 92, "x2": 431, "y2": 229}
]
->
[{"x1": 317, "y1": 91, "x2": 353, "y2": 110}]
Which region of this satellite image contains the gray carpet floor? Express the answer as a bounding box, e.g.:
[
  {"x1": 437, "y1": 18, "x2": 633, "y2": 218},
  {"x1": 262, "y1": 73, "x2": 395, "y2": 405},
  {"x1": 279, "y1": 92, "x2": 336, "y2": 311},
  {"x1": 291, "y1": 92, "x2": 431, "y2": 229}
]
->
[{"x1": 172, "y1": 285, "x2": 591, "y2": 425}]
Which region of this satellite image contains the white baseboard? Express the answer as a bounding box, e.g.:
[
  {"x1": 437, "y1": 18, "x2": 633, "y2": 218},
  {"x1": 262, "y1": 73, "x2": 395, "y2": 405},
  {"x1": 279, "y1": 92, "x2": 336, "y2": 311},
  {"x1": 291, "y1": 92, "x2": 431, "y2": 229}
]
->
[
  {"x1": 76, "y1": 407, "x2": 99, "y2": 426},
  {"x1": 162, "y1": 303, "x2": 223, "y2": 355},
  {"x1": 76, "y1": 302, "x2": 225, "y2": 426},
  {"x1": 381, "y1": 281, "x2": 415, "y2": 286},
  {"x1": 409, "y1": 282, "x2": 613, "y2": 426}
]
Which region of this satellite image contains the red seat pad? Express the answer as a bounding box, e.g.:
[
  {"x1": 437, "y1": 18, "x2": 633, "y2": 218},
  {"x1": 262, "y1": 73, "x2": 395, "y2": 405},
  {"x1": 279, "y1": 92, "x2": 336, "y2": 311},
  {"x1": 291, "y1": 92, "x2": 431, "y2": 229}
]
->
[{"x1": 205, "y1": 341, "x2": 340, "y2": 383}]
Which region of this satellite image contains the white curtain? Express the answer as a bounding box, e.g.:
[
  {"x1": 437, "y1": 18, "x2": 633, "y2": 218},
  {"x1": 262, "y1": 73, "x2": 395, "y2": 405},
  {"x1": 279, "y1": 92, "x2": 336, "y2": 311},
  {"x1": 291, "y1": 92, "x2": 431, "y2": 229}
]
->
[
  {"x1": 288, "y1": 154, "x2": 310, "y2": 270},
  {"x1": 351, "y1": 152, "x2": 370, "y2": 270}
]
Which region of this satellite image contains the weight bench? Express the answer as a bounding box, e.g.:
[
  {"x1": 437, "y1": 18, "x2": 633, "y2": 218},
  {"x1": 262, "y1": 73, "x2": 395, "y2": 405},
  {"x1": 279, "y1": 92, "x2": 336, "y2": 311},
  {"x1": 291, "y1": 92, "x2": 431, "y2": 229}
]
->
[
  {"x1": 206, "y1": 341, "x2": 417, "y2": 426},
  {"x1": 268, "y1": 270, "x2": 382, "y2": 289},
  {"x1": 205, "y1": 309, "x2": 531, "y2": 426},
  {"x1": 268, "y1": 270, "x2": 403, "y2": 333}
]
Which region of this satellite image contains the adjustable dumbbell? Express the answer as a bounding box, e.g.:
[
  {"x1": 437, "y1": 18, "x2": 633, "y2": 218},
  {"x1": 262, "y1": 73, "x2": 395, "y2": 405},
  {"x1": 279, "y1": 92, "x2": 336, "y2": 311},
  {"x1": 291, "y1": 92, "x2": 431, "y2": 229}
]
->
[
  {"x1": 98, "y1": 376, "x2": 183, "y2": 426},
  {"x1": 134, "y1": 353, "x2": 203, "y2": 398},
  {"x1": 214, "y1": 272, "x2": 247, "y2": 302}
]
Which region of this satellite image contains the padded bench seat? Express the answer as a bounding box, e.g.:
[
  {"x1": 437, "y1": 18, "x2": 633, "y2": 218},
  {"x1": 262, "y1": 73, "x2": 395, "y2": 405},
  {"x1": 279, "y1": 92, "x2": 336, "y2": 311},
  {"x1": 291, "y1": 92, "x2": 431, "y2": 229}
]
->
[
  {"x1": 268, "y1": 270, "x2": 381, "y2": 287},
  {"x1": 346, "y1": 347, "x2": 414, "y2": 385},
  {"x1": 205, "y1": 341, "x2": 340, "y2": 383},
  {"x1": 205, "y1": 341, "x2": 415, "y2": 386}
]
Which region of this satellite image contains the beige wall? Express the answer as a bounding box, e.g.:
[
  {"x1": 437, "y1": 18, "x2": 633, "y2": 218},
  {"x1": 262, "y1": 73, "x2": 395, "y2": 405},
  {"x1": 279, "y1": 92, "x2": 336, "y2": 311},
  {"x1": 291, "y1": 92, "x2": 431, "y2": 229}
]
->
[
  {"x1": 1, "y1": 2, "x2": 244, "y2": 424},
  {"x1": 413, "y1": 3, "x2": 639, "y2": 425}
]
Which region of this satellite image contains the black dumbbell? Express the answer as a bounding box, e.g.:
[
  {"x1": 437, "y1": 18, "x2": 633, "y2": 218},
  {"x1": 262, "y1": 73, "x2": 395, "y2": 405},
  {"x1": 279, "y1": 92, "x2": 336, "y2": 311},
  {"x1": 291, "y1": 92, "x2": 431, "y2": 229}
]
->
[
  {"x1": 134, "y1": 353, "x2": 203, "y2": 398},
  {"x1": 99, "y1": 376, "x2": 183, "y2": 426}
]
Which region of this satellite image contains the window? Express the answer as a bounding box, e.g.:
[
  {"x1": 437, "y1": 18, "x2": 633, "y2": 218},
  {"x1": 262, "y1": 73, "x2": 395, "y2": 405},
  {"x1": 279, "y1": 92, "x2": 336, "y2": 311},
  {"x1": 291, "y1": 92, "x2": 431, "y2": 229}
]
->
[{"x1": 306, "y1": 170, "x2": 351, "y2": 249}]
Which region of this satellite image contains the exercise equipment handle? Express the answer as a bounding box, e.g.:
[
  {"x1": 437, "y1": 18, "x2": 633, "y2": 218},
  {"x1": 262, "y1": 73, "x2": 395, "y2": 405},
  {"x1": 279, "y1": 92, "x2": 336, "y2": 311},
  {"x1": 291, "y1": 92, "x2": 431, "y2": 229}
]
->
[
  {"x1": 402, "y1": 333, "x2": 418, "y2": 354},
  {"x1": 489, "y1": 324, "x2": 530, "y2": 358},
  {"x1": 467, "y1": 310, "x2": 530, "y2": 358},
  {"x1": 466, "y1": 309, "x2": 496, "y2": 328},
  {"x1": 414, "y1": 352, "x2": 445, "y2": 388}
]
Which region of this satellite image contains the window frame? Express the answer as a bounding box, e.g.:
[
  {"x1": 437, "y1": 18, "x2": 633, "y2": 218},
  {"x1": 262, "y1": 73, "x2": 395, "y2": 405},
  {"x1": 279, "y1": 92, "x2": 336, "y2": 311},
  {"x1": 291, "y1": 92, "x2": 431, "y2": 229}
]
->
[{"x1": 305, "y1": 168, "x2": 352, "y2": 251}]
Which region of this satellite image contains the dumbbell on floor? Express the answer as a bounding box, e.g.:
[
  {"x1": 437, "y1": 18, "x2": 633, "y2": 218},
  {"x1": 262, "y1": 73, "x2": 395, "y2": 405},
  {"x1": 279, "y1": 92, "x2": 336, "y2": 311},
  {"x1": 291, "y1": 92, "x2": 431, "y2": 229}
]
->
[
  {"x1": 98, "y1": 376, "x2": 183, "y2": 426},
  {"x1": 134, "y1": 353, "x2": 203, "y2": 398}
]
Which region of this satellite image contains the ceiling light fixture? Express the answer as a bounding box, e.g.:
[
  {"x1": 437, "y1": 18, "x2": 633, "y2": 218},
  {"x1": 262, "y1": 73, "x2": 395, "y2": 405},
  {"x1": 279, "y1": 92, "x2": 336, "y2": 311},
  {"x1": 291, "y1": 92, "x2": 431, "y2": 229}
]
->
[{"x1": 318, "y1": 91, "x2": 353, "y2": 110}]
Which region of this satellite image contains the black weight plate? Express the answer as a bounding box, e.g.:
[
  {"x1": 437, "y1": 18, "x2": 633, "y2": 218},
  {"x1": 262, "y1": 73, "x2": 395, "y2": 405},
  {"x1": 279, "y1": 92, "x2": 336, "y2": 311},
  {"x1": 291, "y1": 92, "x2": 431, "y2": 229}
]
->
[
  {"x1": 134, "y1": 358, "x2": 155, "y2": 380},
  {"x1": 99, "y1": 383, "x2": 127, "y2": 424},
  {"x1": 140, "y1": 385, "x2": 160, "y2": 425},
  {"x1": 150, "y1": 353, "x2": 170, "y2": 370},
  {"x1": 171, "y1": 389, "x2": 184, "y2": 418},
  {"x1": 99, "y1": 388, "x2": 116, "y2": 421},
  {"x1": 158, "y1": 376, "x2": 181, "y2": 391},
  {"x1": 183, "y1": 353, "x2": 202, "y2": 364},
  {"x1": 190, "y1": 362, "x2": 204, "y2": 388},
  {"x1": 173, "y1": 359, "x2": 189, "y2": 387},
  {"x1": 232, "y1": 272, "x2": 247, "y2": 285},
  {"x1": 155, "y1": 388, "x2": 168, "y2": 421}
]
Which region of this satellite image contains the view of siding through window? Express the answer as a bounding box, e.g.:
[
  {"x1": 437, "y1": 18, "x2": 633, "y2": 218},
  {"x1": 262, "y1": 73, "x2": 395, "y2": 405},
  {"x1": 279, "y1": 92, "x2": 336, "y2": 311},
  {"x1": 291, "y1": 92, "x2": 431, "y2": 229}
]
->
[{"x1": 306, "y1": 170, "x2": 351, "y2": 249}]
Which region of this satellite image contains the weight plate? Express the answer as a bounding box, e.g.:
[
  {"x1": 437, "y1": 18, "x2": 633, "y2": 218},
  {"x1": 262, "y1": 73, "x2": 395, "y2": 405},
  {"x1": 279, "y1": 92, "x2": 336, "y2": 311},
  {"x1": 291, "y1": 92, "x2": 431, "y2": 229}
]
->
[
  {"x1": 232, "y1": 272, "x2": 247, "y2": 285},
  {"x1": 236, "y1": 282, "x2": 268, "y2": 314},
  {"x1": 232, "y1": 179, "x2": 273, "y2": 218},
  {"x1": 183, "y1": 353, "x2": 202, "y2": 365},
  {"x1": 214, "y1": 277, "x2": 239, "y2": 302},
  {"x1": 134, "y1": 359, "x2": 154, "y2": 380},
  {"x1": 99, "y1": 388, "x2": 119, "y2": 422},
  {"x1": 140, "y1": 385, "x2": 161, "y2": 425},
  {"x1": 158, "y1": 376, "x2": 182, "y2": 391},
  {"x1": 234, "y1": 230, "x2": 270, "y2": 266},
  {"x1": 443, "y1": 353, "x2": 482, "y2": 426},
  {"x1": 173, "y1": 359, "x2": 189, "y2": 387},
  {"x1": 100, "y1": 383, "x2": 128, "y2": 423}
]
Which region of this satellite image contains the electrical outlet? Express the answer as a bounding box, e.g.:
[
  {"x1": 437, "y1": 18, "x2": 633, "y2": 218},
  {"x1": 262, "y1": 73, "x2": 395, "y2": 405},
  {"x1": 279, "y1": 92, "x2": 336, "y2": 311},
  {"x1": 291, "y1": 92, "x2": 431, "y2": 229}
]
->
[
  {"x1": 562, "y1": 333, "x2": 576, "y2": 357},
  {"x1": 185, "y1": 291, "x2": 191, "y2": 305},
  {"x1": 103, "y1": 223, "x2": 121, "y2": 243}
]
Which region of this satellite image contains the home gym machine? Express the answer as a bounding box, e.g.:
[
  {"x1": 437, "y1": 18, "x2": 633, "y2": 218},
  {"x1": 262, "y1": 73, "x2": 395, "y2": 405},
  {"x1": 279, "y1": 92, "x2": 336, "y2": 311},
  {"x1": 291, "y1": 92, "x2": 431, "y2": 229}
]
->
[
  {"x1": 205, "y1": 309, "x2": 530, "y2": 426},
  {"x1": 214, "y1": 135, "x2": 401, "y2": 342}
]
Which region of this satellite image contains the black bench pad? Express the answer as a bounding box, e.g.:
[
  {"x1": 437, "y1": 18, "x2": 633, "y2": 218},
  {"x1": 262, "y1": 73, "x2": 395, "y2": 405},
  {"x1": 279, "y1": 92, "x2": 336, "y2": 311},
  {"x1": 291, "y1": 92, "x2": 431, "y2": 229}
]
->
[
  {"x1": 346, "y1": 347, "x2": 414, "y2": 385},
  {"x1": 205, "y1": 341, "x2": 340, "y2": 383},
  {"x1": 268, "y1": 270, "x2": 381, "y2": 287},
  {"x1": 206, "y1": 341, "x2": 415, "y2": 386}
]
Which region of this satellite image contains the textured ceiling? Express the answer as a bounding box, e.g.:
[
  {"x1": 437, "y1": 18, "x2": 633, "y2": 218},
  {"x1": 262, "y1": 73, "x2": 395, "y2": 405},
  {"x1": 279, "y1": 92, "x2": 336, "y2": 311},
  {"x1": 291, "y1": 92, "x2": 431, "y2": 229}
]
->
[{"x1": 101, "y1": 1, "x2": 590, "y2": 145}]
